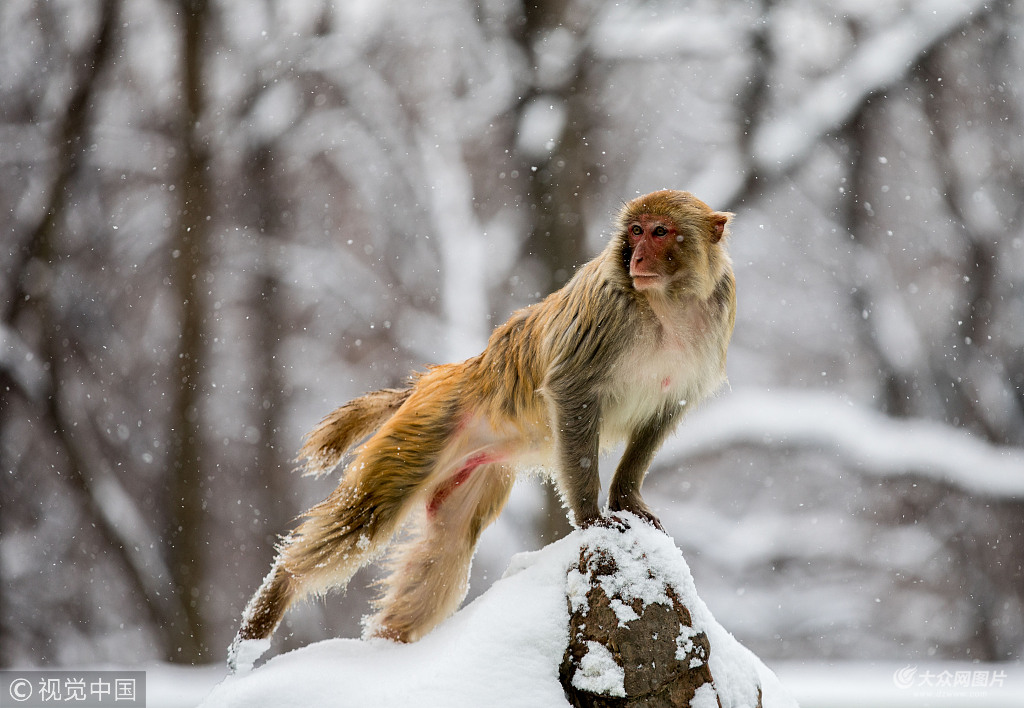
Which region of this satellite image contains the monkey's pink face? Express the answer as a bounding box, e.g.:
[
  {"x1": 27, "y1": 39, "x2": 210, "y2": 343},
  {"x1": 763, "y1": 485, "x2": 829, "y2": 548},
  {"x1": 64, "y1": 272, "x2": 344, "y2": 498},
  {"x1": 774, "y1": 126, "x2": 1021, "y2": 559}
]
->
[{"x1": 627, "y1": 214, "x2": 679, "y2": 290}]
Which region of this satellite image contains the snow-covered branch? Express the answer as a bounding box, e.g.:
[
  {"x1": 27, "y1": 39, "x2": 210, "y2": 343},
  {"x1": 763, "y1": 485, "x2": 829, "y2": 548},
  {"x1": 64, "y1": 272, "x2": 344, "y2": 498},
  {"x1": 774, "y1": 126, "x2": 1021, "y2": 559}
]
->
[
  {"x1": 663, "y1": 389, "x2": 1024, "y2": 499},
  {"x1": 700, "y1": 0, "x2": 992, "y2": 210},
  {"x1": 751, "y1": 0, "x2": 990, "y2": 175},
  {"x1": 418, "y1": 132, "x2": 491, "y2": 361},
  {"x1": 589, "y1": 5, "x2": 738, "y2": 60},
  {"x1": 0, "y1": 323, "x2": 49, "y2": 402}
]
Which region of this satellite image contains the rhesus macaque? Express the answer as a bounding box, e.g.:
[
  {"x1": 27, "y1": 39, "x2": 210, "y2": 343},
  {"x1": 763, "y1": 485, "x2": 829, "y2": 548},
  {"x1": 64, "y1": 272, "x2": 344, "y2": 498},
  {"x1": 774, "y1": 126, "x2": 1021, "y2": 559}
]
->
[{"x1": 228, "y1": 190, "x2": 736, "y2": 670}]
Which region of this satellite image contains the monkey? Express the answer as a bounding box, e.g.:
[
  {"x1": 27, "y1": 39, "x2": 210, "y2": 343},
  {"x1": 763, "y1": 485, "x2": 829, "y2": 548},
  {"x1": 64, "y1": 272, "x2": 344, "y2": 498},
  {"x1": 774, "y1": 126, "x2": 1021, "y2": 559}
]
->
[{"x1": 228, "y1": 189, "x2": 736, "y2": 671}]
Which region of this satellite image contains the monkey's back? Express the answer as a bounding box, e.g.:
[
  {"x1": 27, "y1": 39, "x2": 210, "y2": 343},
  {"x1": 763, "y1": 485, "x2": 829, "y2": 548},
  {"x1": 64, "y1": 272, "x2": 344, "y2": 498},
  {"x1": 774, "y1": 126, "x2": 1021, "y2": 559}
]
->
[{"x1": 466, "y1": 254, "x2": 635, "y2": 430}]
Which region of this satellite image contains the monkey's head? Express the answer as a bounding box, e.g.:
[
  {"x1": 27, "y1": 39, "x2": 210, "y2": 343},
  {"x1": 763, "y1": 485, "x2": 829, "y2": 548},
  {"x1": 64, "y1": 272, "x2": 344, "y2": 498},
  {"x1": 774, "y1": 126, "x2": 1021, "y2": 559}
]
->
[{"x1": 615, "y1": 190, "x2": 733, "y2": 299}]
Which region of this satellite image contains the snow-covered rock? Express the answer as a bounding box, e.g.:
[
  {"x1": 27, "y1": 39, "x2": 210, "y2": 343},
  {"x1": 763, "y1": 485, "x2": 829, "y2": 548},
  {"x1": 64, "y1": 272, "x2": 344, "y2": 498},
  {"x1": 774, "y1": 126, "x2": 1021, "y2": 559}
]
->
[
  {"x1": 200, "y1": 515, "x2": 795, "y2": 708},
  {"x1": 560, "y1": 515, "x2": 795, "y2": 707}
]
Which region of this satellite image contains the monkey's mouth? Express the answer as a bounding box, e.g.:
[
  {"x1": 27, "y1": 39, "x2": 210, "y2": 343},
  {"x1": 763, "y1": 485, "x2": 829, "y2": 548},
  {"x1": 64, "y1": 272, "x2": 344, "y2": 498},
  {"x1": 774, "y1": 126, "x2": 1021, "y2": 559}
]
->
[{"x1": 631, "y1": 273, "x2": 661, "y2": 288}]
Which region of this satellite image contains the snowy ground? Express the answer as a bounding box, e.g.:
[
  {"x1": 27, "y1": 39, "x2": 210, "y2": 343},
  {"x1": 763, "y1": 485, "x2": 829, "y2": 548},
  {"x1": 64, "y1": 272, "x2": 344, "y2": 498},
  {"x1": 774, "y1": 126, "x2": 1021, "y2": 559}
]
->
[
  {"x1": 775, "y1": 662, "x2": 1024, "y2": 708},
  {"x1": 145, "y1": 660, "x2": 1024, "y2": 708}
]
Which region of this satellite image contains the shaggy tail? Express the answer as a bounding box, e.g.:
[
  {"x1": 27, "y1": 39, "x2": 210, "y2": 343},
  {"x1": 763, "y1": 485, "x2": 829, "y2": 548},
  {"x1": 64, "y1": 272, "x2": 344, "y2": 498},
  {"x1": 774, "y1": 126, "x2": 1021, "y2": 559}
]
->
[{"x1": 297, "y1": 387, "x2": 412, "y2": 477}]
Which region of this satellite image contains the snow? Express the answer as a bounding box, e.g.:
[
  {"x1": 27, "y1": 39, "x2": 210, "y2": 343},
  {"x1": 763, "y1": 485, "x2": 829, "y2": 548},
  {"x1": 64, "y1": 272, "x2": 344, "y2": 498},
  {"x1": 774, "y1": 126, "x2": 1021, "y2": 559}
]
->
[
  {"x1": 677, "y1": 623, "x2": 702, "y2": 664},
  {"x1": 573, "y1": 641, "x2": 626, "y2": 697},
  {"x1": 691, "y1": 682, "x2": 720, "y2": 708},
  {"x1": 52, "y1": 659, "x2": 1024, "y2": 708},
  {"x1": 226, "y1": 638, "x2": 270, "y2": 675},
  {"x1": 590, "y1": 5, "x2": 734, "y2": 60},
  {"x1": 202, "y1": 536, "x2": 570, "y2": 707},
  {"x1": 200, "y1": 517, "x2": 796, "y2": 707},
  {"x1": 773, "y1": 661, "x2": 1024, "y2": 708}
]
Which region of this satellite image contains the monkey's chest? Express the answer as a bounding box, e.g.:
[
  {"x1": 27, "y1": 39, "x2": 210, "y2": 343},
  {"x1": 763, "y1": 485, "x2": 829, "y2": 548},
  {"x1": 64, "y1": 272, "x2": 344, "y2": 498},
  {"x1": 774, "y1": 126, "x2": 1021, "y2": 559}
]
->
[{"x1": 601, "y1": 326, "x2": 722, "y2": 437}]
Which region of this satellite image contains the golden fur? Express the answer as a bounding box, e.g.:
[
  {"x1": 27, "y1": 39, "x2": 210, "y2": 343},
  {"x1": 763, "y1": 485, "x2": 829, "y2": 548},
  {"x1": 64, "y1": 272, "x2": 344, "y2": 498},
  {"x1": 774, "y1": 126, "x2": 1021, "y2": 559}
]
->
[{"x1": 229, "y1": 190, "x2": 736, "y2": 667}]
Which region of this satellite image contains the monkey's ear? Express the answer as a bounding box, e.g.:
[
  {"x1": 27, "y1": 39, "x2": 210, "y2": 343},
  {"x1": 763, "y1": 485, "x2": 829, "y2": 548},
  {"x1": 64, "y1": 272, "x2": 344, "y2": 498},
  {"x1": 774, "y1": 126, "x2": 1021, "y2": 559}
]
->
[{"x1": 710, "y1": 212, "x2": 734, "y2": 243}]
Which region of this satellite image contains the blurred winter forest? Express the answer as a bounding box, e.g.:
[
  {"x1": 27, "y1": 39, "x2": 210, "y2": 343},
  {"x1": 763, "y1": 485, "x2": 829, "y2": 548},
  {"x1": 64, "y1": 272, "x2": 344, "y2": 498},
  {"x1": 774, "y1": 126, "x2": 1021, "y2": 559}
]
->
[{"x1": 2, "y1": 0, "x2": 1023, "y2": 671}]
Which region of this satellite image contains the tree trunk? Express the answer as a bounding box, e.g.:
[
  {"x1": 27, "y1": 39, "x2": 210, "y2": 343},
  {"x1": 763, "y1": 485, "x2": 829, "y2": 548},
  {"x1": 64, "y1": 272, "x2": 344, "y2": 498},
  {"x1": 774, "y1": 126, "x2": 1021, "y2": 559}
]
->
[{"x1": 165, "y1": 0, "x2": 213, "y2": 664}]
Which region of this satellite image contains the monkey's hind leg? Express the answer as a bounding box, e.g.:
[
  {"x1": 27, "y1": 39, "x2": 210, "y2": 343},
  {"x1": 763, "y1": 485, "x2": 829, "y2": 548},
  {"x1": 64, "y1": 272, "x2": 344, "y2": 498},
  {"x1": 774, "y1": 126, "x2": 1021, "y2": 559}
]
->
[
  {"x1": 367, "y1": 461, "x2": 515, "y2": 642},
  {"x1": 228, "y1": 558, "x2": 296, "y2": 672},
  {"x1": 230, "y1": 377, "x2": 459, "y2": 670},
  {"x1": 229, "y1": 467, "x2": 420, "y2": 671}
]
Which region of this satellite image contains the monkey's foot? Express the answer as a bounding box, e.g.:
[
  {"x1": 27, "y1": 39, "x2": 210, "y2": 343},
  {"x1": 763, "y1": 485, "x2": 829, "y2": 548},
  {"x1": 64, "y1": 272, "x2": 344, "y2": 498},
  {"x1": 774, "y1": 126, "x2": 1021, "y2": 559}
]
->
[
  {"x1": 227, "y1": 636, "x2": 271, "y2": 674},
  {"x1": 605, "y1": 507, "x2": 665, "y2": 532}
]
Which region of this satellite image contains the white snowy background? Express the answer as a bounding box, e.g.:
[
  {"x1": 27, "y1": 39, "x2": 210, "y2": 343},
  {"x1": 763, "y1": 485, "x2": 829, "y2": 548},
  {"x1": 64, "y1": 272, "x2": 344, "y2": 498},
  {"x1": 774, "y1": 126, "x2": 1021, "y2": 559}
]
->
[{"x1": 2, "y1": 0, "x2": 1023, "y2": 705}]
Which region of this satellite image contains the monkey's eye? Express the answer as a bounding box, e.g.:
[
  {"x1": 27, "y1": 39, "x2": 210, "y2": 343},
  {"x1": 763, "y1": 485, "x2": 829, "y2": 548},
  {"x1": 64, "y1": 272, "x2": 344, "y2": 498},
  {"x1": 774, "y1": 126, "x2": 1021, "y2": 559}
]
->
[
  {"x1": 653, "y1": 225, "x2": 667, "y2": 237},
  {"x1": 630, "y1": 224, "x2": 643, "y2": 236}
]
